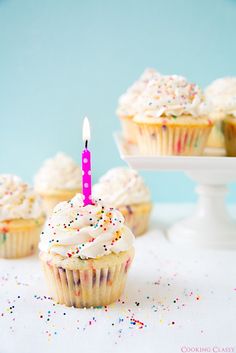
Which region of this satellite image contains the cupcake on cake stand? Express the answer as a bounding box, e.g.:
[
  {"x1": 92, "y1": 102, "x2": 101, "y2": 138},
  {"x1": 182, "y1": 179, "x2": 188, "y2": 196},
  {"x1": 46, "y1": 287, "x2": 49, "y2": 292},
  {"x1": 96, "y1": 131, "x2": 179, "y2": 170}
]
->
[{"x1": 115, "y1": 72, "x2": 236, "y2": 249}]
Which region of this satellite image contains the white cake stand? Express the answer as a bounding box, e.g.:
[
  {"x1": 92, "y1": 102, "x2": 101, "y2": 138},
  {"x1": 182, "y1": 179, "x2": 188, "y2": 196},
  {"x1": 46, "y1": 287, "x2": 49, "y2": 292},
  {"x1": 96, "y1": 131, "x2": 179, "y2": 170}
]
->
[{"x1": 114, "y1": 133, "x2": 236, "y2": 250}]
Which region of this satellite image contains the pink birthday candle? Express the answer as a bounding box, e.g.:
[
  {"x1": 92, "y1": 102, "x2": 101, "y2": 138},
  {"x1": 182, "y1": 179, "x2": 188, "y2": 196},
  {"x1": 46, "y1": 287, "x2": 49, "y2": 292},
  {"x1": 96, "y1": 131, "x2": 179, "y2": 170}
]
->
[{"x1": 82, "y1": 117, "x2": 92, "y2": 206}]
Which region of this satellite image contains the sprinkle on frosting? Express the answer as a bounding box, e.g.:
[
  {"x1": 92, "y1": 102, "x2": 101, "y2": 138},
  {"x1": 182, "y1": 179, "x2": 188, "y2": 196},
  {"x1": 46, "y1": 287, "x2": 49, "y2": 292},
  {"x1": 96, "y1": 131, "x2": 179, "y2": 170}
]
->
[
  {"x1": 39, "y1": 194, "x2": 135, "y2": 259},
  {"x1": 92, "y1": 167, "x2": 151, "y2": 207},
  {"x1": 34, "y1": 153, "x2": 82, "y2": 193},
  {"x1": 205, "y1": 77, "x2": 236, "y2": 117},
  {"x1": 116, "y1": 68, "x2": 159, "y2": 117},
  {"x1": 0, "y1": 174, "x2": 43, "y2": 221},
  {"x1": 134, "y1": 74, "x2": 206, "y2": 121}
]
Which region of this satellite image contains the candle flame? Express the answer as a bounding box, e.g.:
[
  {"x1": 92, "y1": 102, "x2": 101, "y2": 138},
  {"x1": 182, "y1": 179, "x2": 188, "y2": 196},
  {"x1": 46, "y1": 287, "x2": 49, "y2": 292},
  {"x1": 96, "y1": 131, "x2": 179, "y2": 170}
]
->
[{"x1": 82, "y1": 117, "x2": 91, "y2": 142}]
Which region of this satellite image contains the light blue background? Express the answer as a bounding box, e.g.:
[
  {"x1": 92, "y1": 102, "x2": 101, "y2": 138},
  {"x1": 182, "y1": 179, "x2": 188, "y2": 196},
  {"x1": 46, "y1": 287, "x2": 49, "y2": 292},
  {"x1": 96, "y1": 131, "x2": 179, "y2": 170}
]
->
[{"x1": 0, "y1": 0, "x2": 236, "y2": 202}]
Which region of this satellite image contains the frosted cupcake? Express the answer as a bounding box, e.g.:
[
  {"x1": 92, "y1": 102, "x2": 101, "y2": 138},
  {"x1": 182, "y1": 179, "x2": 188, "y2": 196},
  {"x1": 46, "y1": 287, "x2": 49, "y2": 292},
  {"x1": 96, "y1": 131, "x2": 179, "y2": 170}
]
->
[
  {"x1": 134, "y1": 75, "x2": 212, "y2": 155},
  {"x1": 93, "y1": 167, "x2": 152, "y2": 236},
  {"x1": 34, "y1": 153, "x2": 82, "y2": 215},
  {"x1": 205, "y1": 77, "x2": 236, "y2": 153},
  {"x1": 116, "y1": 68, "x2": 158, "y2": 143},
  {"x1": 0, "y1": 175, "x2": 44, "y2": 258},
  {"x1": 39, "y1": 194, "x2": 135, "y2": 308}
]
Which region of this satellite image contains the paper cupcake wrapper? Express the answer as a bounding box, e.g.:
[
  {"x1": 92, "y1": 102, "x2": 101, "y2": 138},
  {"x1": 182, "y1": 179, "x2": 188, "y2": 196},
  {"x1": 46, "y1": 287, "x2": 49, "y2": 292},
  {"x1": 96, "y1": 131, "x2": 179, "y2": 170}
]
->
[
  {"x1": 118, "y1": 203, "x2": 152, "y2": 237},
  {"x1": 0, "y1": 219, "x2": 44, "y2": 259},
  {"x1": 40, "y1": 249, "x2": 134, "y2": 308},
  {"x1": 223, "y1": 119, "x2": 236, "y2": 156},
  {"x1": 135, "y1": 123, "x2": 212, "y2": 156},
  {"x1": 120, "y1": 115, "x2": 137, "y2": 144},
  {"x1": 207, "y1": 119, "x2": 225, "y2": 149}
]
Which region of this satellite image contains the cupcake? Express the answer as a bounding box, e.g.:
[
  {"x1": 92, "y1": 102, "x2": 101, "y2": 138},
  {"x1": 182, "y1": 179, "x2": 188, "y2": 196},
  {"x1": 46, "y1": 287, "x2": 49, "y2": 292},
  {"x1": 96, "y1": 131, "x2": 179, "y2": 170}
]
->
[
  {"x1": 93, "y1": 167, "x2": 152, "y2": 236},
  {"x1": 34, "y1": 153, "x2": 82, "y2": 216},
  {"x1": 116, "y1": 68, "x2": 158, "y2": 143},
  {"x1": 39, "y1": 194, "x2": 135, "y2": 308},
  {"x1": 0, "y1": 175, "x2": 44, "y2": 258},
  {"x1": 205, "y1": 77, "x2": 236, "y2": 152},
  {"x1": 134, "y1": 74, "x2": 212, "y2": 156}
]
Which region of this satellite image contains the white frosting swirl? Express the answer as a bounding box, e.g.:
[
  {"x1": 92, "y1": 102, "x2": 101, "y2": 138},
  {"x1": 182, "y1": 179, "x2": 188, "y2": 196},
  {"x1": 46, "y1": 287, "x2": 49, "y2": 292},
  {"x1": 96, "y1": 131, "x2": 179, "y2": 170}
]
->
[
  {"x1": 39, "y1": 194, "x2": 135, "y2": 259},
  {"x1": 0, "y1": 174, "x2": 43, "y2": 221},
  {"x1": 205, "y1": 77, "x2": 236, "y2": 117},
  {"x1": 92, "y1": 167, "x2": 151, "y2": 207},
  {"x1": 134, "y1": 74, "x2": 206, "y2": 122},
  {"x1": 116, "y1": 68, "x2": 159, "y2": 117},
  {"x1": 34, "y1": 153, "x2": 82, "y2": 192}
]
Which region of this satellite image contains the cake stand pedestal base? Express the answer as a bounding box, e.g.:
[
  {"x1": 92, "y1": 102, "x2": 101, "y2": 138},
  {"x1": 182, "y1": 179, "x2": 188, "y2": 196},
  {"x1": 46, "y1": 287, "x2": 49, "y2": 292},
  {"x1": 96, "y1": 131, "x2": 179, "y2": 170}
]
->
[{"x1": 167, "y1": 171, "x2": 236, "y2": 249}]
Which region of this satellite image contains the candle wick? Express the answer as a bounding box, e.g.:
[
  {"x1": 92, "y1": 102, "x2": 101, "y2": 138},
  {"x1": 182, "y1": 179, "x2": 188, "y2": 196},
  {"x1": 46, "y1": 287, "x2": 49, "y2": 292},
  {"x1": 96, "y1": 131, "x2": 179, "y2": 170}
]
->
[{"x1": 85, "y1": 140, "x2": 88, "y2": 149}]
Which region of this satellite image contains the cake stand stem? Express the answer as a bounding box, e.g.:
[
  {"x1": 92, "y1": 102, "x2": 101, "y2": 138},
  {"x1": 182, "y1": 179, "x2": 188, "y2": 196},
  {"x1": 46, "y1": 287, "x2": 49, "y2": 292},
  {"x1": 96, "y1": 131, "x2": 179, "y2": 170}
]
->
[{"x1": 167, "y1": 171, "x2": 236, "y2": 249}]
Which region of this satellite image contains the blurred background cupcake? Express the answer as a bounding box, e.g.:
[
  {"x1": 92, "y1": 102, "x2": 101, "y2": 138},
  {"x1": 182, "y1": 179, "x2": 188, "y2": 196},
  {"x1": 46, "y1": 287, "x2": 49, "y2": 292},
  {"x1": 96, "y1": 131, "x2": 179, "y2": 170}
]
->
[
  {"x1": 223, "y1": 116, "x2": 236, "y2": 156},
  {"x1": 116, "y1": 68, "x2": 158, "y2": 144},
  {"x1": 39, "y1": 194, "x2": 135, "y2": 308},
  {"x1": 134, "y1": 74, "x2": 212, "y2": 155},
  {"x1": 93, "y1": 167, "x2": 152, "y2": 236},
  {"x1": 34, "y1": 152, "x2": 82, "y2": 216},
  {"x1": 0, "y1": 174, "x2": 44, "y2": 258},
  {"x1": 205, "y1": 77, "x2": 236, "y2": 155}
]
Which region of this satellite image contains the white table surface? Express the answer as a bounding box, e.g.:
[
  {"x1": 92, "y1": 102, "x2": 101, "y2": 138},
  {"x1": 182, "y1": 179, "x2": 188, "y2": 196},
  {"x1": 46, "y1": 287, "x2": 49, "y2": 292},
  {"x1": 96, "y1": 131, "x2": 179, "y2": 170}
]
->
[{"x1": 1, "y1": 204, "x2": 236, "y2": 353}]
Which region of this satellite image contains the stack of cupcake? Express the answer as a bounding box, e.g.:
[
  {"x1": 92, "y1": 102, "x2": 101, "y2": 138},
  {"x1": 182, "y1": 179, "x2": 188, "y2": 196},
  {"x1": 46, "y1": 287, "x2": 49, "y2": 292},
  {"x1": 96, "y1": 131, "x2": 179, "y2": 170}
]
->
[
  {"x1": 117, "y1": 70, "x2": 213, "y2": 156},
  {"x1": 2, "y1": 69, "x2": 236, "y2": 311},
  {"x1": 117, "y1": 70, "x2": 236, "y2": 157},
  {"x1": 0, "y1": 153, "x2": 140, "y2": 307},
  {"x1": 0, "y1": 171, "x2": 138, "y2": 308}
]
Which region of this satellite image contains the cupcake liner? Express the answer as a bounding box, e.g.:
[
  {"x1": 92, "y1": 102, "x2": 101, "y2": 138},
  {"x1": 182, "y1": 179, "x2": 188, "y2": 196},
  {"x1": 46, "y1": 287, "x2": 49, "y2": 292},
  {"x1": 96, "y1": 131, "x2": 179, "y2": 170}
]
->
[
  {"x1": 118, "y1": 202, "x2": 152, "y2": 236},
  {"x1": 40, "y1": 248, "x2": 134, "y2": 308},
  {"x1": 223, "y1": 118, "x2": 236, "y2": 156},
  {"x1": 207, "y1": 119, "x2": 225, "y2": 148},
  {"x1": 120, "y1": 115, "x2": 137, "y2": 144},
  {"x1": 0, "y1": 218, "x2": 44, "y2": 259},
  {"x1": 39, "y1": 188, "x2": 81, "y2": 216},
  {"x1": 135, "y1": 122, "x2": 212, "y2": 156}
]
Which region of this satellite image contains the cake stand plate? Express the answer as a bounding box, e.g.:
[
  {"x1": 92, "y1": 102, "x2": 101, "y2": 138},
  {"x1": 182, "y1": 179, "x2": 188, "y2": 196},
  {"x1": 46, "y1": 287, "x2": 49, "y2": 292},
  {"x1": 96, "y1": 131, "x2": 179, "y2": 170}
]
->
[{"x1": 114, "y1": 132, "x2": 236, "y2": 250}]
